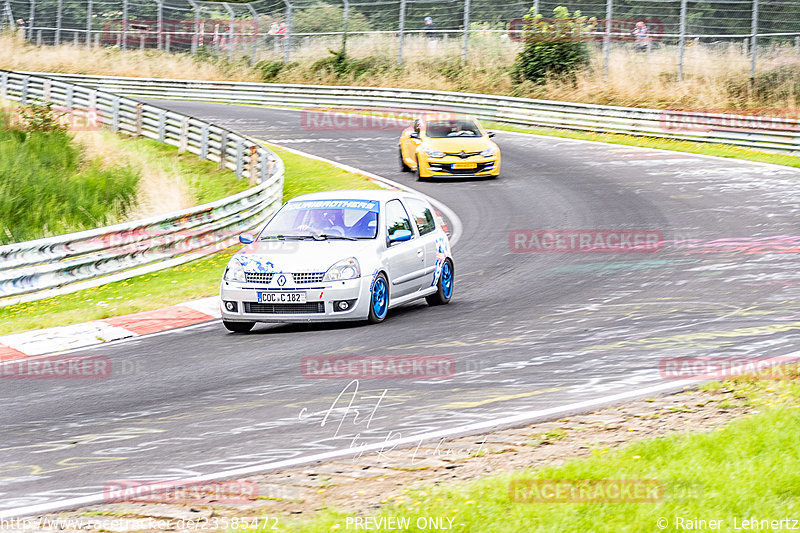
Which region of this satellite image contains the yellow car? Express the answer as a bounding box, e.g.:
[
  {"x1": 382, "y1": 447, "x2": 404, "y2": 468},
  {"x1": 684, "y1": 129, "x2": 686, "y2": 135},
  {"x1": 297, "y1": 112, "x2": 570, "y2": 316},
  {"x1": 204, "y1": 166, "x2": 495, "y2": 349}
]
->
[{"x1": 399, "y1": 115, "x2": 501, "y2": 180}]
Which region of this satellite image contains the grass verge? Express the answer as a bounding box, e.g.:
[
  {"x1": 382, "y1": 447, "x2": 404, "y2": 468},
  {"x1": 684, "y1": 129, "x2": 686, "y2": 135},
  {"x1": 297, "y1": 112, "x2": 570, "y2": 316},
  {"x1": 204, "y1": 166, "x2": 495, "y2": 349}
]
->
[
  {"x1": 275, "y1": 369, "x2": 800, "y2": 532},
  {"x1": 0, "y1": 109, "x2": 140, "y2": 244},
  {"x1": 0, "y1": 146, "x2": 381, "y2": 335}
]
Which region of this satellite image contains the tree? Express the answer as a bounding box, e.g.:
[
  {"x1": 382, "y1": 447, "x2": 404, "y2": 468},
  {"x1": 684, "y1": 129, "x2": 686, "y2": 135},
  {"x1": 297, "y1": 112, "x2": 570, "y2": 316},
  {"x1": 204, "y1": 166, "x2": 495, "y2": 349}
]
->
[{"x1": 511, "y1": 6, "x2": 592, "y2": 85}]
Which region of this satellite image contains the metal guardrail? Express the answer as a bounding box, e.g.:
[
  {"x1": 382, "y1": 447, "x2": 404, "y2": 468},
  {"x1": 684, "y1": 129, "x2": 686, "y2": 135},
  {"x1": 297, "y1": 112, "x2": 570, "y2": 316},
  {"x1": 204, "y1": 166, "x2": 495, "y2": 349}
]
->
[
  {"x1": 0, "y1": 70, "x2": 285, "y2": 306},
  {"x1": 24, "y1": 72, "x2": 800, "y2": 156}
]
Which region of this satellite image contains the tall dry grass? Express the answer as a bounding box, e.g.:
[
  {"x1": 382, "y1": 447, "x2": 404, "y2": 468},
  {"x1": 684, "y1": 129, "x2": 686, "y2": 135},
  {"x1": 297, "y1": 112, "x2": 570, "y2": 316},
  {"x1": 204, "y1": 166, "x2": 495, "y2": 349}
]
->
[
  {"x1": 0, "y1": 33, "x2": 259, "y2": 81},
  {"x1": 4, "y1": 30, "x2": 800, "y2": 111}
]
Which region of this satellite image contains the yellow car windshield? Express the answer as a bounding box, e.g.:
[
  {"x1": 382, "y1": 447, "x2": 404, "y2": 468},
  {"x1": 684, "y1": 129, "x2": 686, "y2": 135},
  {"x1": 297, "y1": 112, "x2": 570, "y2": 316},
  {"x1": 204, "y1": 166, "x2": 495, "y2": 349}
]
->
[{"x1": 426, "y1": 120, "x2": 481, "y2": 138}]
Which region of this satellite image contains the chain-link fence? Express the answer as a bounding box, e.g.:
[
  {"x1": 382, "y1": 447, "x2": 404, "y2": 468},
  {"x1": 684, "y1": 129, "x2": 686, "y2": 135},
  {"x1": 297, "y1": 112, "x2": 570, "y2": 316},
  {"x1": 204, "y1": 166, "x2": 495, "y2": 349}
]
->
[{"x1": 2, "y1": 0, "x2": 800, "y2": 79}]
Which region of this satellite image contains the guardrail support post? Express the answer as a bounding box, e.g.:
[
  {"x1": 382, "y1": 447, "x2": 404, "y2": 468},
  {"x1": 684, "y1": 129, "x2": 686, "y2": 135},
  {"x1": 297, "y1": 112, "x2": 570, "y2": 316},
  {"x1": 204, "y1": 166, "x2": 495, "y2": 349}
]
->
[
  {"x1": 158, "y1": 110, "x2": 166, "y2": 142},
  {"x1": 65, "y1": 85, "x2": 74, "y2": 108},
  {"x1": 249, "y1": 145, "x2": 258, "y2": 185},
  {"x1": 179, "y1": 117, "x2": 189, "y2": 153},
  {"x1": 20, "y1": 76, "x2": 29, "y2": 105},
  {"x1": 88, "y1": 89, "x2": 97, "y2": 113},
  {"x1": 200, "y1": 124, "x2": 209, "y2": 159},
  {"x1": 219, "y1": 131, "x2": 228, "y2": 169},
  {"x1": 260, "y1": 150, "x2": 269, "y2": 182},
  {"x1": 135, "y1": 103, "x2": 143, "y2": 136},
  {"x1": 43, "y1": 79, "x2": 51, "y2": 102},
  {"x1": 0, "y1": 72, "x2": 7, "y2": 101},
  {"x1": 235, "y1": 139, "x2": 244, "y2": 177},
  {"x1": 112, "y1": 96, "x2": 120, "y2": 132}
]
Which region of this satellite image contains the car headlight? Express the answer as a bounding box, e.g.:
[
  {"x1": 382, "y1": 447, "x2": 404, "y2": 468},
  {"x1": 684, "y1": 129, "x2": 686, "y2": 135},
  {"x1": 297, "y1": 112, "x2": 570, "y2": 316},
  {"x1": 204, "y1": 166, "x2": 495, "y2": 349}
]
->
[
  {"x1": 323, "y1": 257, "x2": 361, "y2": 282},
  {"x1": 423, "y1": 148, "x2": 446, "y2": 158},
  {"x1": 480, "y1": 146, "x2": 497, "y2": 157},
  {"x1": 223, "y1": 259, "x2": 246, "y2": 282}
]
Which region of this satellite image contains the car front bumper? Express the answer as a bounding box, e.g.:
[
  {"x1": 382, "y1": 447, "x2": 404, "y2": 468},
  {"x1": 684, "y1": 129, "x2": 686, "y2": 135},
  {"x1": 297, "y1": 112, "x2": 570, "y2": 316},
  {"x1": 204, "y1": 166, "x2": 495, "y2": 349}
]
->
[
  {"x1": 421, "y1": 156, "x2": 500, "y2": 177},
  {"x1": 219, "y1": 276, "x2": 373, "y2": 323}
]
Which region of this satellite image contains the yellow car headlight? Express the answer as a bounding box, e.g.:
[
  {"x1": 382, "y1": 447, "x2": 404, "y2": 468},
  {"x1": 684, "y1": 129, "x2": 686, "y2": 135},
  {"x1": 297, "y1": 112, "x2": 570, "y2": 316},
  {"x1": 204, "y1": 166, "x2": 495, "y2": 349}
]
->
[
  {"x1": 423, "y1": 148, "x2": 446, "y2": 158},
  {"x1": 480, "y1": 147, "x2": 497, "y2": 157}
]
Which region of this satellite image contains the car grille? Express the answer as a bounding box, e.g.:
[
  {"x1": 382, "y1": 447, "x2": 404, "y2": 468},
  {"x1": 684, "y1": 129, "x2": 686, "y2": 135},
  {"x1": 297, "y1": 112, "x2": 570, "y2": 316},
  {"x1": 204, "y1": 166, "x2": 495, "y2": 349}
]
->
[
  {"x1": 292, "y1": 272, "x2": 325, "y2": 284},
  {"x1": 444, "y1": 151, "x2": 482, "y2": 159},
  {"x1": 244, "y1": 302, "x2": 325, "y2": 314},
  {"x1": 243, "y1": 272, "x2": 325, "y2": 284},
  {"x1": 245, "y1": 272, "x2": 273, "y2": 284}
]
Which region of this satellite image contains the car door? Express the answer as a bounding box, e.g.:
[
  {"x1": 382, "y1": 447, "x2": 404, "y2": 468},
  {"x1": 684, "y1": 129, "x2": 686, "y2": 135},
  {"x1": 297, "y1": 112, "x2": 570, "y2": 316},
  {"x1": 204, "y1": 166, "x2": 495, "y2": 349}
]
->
[
  {"x1": 401, "y1": 197, "x2": 439, "y2": 291},
  {"x1": 383, "y1": 199, "x2": 426, "y2": 298}
]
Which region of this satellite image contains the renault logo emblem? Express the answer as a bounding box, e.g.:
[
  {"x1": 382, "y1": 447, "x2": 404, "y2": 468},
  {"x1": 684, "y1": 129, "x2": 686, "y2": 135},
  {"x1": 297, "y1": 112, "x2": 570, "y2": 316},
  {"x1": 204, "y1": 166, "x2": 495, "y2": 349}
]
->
[
  {"x1": 276, "y1": 274, "x2": 287, "y2": 286},
  {"x1": 458, "y1": 151, "x2": 468, "y2": 159}
]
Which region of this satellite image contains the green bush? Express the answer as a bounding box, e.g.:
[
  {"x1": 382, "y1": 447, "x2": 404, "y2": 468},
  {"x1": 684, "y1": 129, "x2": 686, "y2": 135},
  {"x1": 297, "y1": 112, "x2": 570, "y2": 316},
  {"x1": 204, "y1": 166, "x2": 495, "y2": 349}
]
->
[
  {"x1": 511, "y1": 6, "x2": 592, "y2": 85},
  {"x1": 254, "y1": 59, "x2": 296, "y2": 82},
  {"x1": 0, "y1": 109, "x2": 139, "y2": 244},
  {"x1": 310, "y1": 49, "x2": 396, "y2": 80}
]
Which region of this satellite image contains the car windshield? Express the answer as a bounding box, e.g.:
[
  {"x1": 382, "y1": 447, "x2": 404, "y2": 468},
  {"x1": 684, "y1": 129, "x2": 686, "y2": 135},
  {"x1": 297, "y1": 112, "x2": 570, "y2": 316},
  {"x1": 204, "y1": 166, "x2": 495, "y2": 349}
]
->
[
  {"x1": 426, "y1": 119, "x2": 482, "y2": 138},
  {"x1": 260, "y1": 199, "x2": 380, "y2": 240}
]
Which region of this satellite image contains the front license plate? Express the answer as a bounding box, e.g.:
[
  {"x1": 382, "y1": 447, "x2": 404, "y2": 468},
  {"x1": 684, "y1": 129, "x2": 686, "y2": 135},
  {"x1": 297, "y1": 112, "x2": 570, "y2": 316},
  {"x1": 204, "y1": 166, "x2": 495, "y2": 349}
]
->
[
  {"x1": 258, "y1": 292, "x2": 307, "y2": 304},
  {"x1": 453, "y1": 162, "x2": 476, "y2": 169}
]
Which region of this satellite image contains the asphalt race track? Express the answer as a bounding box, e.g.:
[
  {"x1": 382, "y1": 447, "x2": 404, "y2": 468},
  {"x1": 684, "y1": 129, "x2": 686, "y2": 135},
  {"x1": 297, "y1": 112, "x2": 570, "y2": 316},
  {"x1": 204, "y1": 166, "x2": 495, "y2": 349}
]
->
[{"x1": 1, "y1": 100, "x2": 799, "y2": 516}]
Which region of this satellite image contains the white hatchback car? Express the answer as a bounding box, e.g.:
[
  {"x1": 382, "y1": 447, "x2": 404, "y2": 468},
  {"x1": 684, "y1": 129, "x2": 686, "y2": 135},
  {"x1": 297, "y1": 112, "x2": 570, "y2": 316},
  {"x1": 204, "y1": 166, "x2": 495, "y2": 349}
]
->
[{"x1": 219, "y1": 190, "x2": 454, "y2": 331}]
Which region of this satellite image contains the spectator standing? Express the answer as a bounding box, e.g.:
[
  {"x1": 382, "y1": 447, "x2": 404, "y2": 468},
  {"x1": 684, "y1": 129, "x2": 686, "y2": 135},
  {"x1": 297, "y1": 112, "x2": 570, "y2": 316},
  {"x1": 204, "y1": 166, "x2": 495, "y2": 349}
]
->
[
  {"x1": 423, "y1": 16, "x2": 437, "y2": 52},
  {"x1": 15, "y1": 18, "x2": 26, "y2": 41},
  {"x1": 631, "y1": 21, "x2": 650, "y2": 53}
]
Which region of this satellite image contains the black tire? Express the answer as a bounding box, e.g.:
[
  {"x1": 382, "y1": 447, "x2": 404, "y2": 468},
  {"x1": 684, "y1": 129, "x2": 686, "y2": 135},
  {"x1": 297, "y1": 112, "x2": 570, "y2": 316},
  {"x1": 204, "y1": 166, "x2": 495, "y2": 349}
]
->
[
  {"x1": 367, "y1": 273, "x2": 390, "y2": 324},
  {"x1": 426, "y1": 258, "x2": 454, "y2": 306},
  {"x1": 223, "y1": 320, "x2": 255, "y2": 333},
  {"x1": 399, "y1": 148, "x2": 411, "y2": 172}
]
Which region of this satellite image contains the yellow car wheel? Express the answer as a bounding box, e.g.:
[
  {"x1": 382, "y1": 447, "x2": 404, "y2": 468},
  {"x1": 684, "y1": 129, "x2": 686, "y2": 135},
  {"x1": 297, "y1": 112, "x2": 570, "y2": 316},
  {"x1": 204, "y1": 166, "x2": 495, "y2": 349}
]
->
[
  {"x1": 415, "y1": 156, "x2": 427, "y2": 181},
  {"x1": 399, "y1": 147, "x2": 411, "y2": 172}
]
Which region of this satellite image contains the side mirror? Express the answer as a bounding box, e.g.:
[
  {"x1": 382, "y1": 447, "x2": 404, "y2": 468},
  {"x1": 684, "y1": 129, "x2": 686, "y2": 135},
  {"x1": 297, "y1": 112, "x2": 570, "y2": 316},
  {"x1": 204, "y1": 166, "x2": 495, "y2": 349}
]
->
[
  {"x1": 487, "y1": 131, "x2": 496, "y2": 138},
  {"x1": 388, "y1": 229, "x2": 412, "y2": 243},
  {"x1": 410, "y1": 132, "x2": 420, "y2": 139},
  {"x1": 239, "y1": 232, "x2": 255, "y2": 244}
]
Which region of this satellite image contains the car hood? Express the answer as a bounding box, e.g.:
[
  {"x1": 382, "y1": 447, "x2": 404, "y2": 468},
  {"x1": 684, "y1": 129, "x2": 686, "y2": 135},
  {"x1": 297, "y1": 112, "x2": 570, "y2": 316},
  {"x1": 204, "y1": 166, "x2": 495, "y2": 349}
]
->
[
  {"x1": 425, "y1": 137, "x2": 493, "y2": 152},
  {"x1": 233, "y1": 239, "x2": 378, "y2": 274}
]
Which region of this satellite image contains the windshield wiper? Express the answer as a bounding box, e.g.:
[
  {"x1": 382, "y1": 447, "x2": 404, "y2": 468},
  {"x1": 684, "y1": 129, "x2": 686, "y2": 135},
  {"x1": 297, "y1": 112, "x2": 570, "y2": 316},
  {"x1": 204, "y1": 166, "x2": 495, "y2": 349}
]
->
[
  {"x1": 260, "y1": 234, "x2": 314, "y2": 240},
  {"x1": 313, "y1": 234, "x2": 358, "y2": 241}
]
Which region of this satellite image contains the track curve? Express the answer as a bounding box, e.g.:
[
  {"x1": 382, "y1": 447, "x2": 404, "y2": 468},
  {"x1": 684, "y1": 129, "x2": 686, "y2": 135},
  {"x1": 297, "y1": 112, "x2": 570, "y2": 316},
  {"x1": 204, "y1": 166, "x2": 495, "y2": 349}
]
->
[{"x1": 1, "y1": 101, "x2": 799, "y2": 517}]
